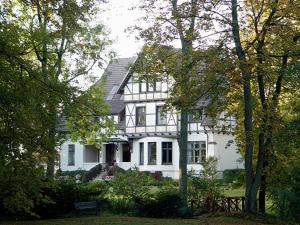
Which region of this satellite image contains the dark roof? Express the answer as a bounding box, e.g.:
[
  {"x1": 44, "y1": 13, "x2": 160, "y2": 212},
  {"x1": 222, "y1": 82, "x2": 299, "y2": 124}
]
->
[{"x1": 98, "y1": 57, "x2": 136, "y2": 114}]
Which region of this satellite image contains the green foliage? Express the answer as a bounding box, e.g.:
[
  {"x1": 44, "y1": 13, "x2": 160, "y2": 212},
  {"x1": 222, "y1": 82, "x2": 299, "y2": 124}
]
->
[
  {"x1": 137, "y1": 189, "x2": 183, "y2": 218},
  {"x1": 110, "y1": 168, "x2": 155, "y2": 201},
  {"x1": 269, "y1": 165, "x2": 300, "y2": 221},
  {"x1": 82, "y1": 164, "x2": 102, "y2": 183},
  {"x1": 56, "y1": 169, "x2": 87, "y2": 181},
  {"x1": 34, "y1": 180, "x2": 105, "y2": 218},
  {"x1": 223, "y1": 169, "x2": 245, "y2": 187},
  {"x1": 188, "y1": 157, "x2": 222, "y2": 211}
]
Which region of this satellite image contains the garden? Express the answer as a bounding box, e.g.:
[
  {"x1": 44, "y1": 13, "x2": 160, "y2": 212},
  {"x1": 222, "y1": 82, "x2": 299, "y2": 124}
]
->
[{"x1": 1, "y1": 157, "x2": 296, "y2": 224}]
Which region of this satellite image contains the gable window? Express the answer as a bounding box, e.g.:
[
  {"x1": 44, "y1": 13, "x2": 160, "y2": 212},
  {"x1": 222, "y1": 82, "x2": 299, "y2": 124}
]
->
[
  {"x1": 68, "y1": 144, "x2": 75, "y2": 166},
  {"x1": 188, "y1": 110, "x2": 203, "y2": 122},
  {"x1": 136, "y1": 107, "x2": 146, "y2": 126},
  {"x1": 122, "y1": 144, "x2": 131, "y2": 162},
  {"x1": 139, "y1": 82, "x2": 147, "y2": 93},
  {"x1": 84, "y1": 145, "x2": 99, "y2": 163},
  {"x1": 139, "y1": 80, "x2": 161, "y2": 93},
  {"x1": 148, "y1": 142, "x2": 157, "y2": 165},
  {"x1": 187, "y1": 141, "x2": 206, "y2": 164},
  {"x1": 162, "y1": 142, "x2": 172, "y2": 164},
  {"x1": 156, "y1": 106, "x2": 167, "y2": 125},
  {"x1": 139, "y1": 143, "x2": 144, "y2": 165}
]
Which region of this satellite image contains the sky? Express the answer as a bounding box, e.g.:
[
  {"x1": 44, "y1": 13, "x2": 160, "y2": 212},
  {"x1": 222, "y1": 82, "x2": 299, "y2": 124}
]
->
[{"x1": 101, "y1": 0, "x2": 144, "y2": 58}]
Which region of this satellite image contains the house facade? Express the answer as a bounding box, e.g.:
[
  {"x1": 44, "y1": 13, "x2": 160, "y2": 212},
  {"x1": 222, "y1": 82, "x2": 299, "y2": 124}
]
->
[{"x1": 60, "y1": 57, "x2": 243, "y2": 179}]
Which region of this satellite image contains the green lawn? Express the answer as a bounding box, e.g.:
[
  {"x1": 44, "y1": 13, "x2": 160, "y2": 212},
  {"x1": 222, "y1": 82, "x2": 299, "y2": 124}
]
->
[{"x1": 0, "y1": 213, "x2": 279, "y2": 225}]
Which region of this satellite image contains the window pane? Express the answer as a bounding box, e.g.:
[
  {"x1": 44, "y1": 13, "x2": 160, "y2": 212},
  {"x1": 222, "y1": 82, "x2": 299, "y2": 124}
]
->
[
  {"x1": 187, "y1": 141, "x2": 206, "y2": 164},
  {"x1": 139, "y1": 143, "x2": 144, "y2": 165},
  {"x1": 148, "y1": 142, "x2": 156, "y2": 165},
  {"x1": 162, "y1": 142, "x2": 172, "y2": 164},
  {"x1": 139, "y1": 82, "x2": 146, "y2": 93},
  {"x1": 156, "y1": 106, "x2": 167, "y2": 125},
  {"x1": 68, "y1": 144, "x2": 75, "y2": 166},
  {"x1": 136, "y1": 107, "x2": 146, "y2": 126},
  {"x1": 147, "y1": 81, "x2": 155, "y2": 92}
]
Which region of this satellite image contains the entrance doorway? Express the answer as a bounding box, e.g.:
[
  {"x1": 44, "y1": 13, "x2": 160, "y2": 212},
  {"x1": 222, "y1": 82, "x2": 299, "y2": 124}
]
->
[{"x1": 105, "y1": 144, "x2": 115, "y2": 165}]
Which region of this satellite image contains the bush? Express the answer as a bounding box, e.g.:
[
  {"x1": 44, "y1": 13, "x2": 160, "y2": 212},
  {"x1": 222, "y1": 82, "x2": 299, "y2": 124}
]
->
[
  {"x1": 82, "y1": 164, "x2": 102, "y2": 182},
  {"x1": 136, "y1": 189, "x2": 183, "y2": 218},
  {"x1": 56, "y1": 169, "x2": 87, "y2": 182},
  {"x1": 188, "y1": 157, "x2": 222, "y2": 214},
  {"x1": 223, "y1": 169, "x2": 245, "y2": 187},
  {"x1": 106, "y1": 165, "x2": 125, "y2": 176},
  {"x1": 34, "y1": 180, "x2": 106, "y2": 218},
  {"x1": 110, "y1": 168, "x2": 155, "y2": 201},
  {"x1": 269, "y1": 165, "x2": 300, "y2": 221}
]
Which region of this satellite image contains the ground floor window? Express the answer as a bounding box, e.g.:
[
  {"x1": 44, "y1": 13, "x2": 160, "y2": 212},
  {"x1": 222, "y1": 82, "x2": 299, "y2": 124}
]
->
[
  {"x1": 84, "y1": 145, "x2": 99, "y2": 163},
  {"x1": 148, "y1": 142, "x2": 157, "y2": 165},
  {"x1": 122, "y1": 144, "x2": 131, "y2": 162},
  {"x1": 162, "y1": 142, "x2": 172, "y2": 164},
  {"x1": 139, "y1": 143, "x2": 144, "y2": 165},
  {"x1": 68, "y1": 144, "x2": 75, "y2": 165},
  {"x1": 187, "y1": 141, "x2": 206, "y2": 164}
]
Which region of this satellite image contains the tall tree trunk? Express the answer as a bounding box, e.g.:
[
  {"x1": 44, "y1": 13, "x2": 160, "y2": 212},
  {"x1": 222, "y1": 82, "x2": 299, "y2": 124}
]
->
[
  {"x1": 178, "y1": 110, "x2": 189, "y2": 213},
  {"x1": 231, "y1": 0, "x2": 258, "y2": 213}
]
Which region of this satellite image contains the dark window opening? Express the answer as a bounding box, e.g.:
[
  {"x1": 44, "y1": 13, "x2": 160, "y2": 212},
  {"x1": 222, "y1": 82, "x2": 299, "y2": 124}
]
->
[{"x1": 162, "y1": 142, "x2": 172, "y2": 164}]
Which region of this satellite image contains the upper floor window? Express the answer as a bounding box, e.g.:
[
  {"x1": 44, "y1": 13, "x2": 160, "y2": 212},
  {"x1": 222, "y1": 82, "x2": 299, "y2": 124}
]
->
[
  {"x1": 139, "y1": 80, "x2": 161, "y2": 93},
  {"x1": 187, "y1": 141, "x2": 206, "y2": 164},
  {"x1": 156, "y1": 106, "x2": 167, "y2": 125},
  {"x1": 188, "y1": 110, "x2": 203, "y2": 122},
  {"x1": 68, "y1": 144, "x2": 75, "y2": 166},
  {"x1": 136, "y1": 107, "x2": 146, "y2": 126}
]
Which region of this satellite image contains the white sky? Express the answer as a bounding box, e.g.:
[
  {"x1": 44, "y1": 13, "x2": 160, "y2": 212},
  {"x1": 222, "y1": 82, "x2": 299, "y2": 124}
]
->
[{"x1": 101, "y1": 0, "x2": 144, "y2": 58}]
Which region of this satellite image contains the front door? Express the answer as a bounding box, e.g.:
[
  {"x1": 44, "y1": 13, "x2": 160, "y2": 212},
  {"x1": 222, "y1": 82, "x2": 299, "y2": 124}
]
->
[{"x1": 106, "y1": 144, "x2": 115, "y2": 165}]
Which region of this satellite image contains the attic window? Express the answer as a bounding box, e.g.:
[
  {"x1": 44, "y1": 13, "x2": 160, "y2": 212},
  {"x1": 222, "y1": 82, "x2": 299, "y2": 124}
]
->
[{"x1": 106, "y1": 86, "x2": 119, "y2": 100}]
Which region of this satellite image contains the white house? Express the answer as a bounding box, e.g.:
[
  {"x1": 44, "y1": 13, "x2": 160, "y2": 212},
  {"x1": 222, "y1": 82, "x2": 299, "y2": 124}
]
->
[{"x1": 60, "y1": 57, "x2": 243, "y2": 179}]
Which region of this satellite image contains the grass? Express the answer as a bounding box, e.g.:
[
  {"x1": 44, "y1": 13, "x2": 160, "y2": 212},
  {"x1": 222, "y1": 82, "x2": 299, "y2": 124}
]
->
[{"x1": 0, "y1": 213, "x2": 281, "y2": 225}]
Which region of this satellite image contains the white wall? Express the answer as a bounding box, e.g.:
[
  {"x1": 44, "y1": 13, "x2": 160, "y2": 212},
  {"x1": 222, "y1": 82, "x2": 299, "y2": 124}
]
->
[
  {"x1": 60, "y1": 141, "x2": 100, "y2": 171},
  {"x1": 213, "y1": 133, "x2": 243, "y2": 171}
]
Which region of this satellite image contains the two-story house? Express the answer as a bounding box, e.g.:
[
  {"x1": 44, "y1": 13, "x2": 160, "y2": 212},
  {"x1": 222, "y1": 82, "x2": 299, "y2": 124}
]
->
[{"x1": 60, "y1": 57, "x2": 243, "y2": 179}]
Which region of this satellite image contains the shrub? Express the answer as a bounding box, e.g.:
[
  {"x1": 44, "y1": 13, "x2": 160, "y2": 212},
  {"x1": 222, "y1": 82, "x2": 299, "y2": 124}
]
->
[
  {"x1": 106, "y1": 165, "x2": 125, "y2": 176},
  {"x1": 34, "y1": 180, "x2": 105, "y2": 218},
  {"x1": 269, "y1": 165, "x2": 300, "y2": 221},
  {"x1": 110, "y1": 168, "x2": 155, "y2": 201},
  {"x1": 56, "y1": 169, "x2": 87, "y2": 182},
  {"x1": 109, "y1": 198, "x2": 136, "y2": 215},
  {"x1": 137, "y1": 189, "x2": 183, "y2": 218},
  {"x1": 82, "y1": 164, "x2": 102, "y2": 182},
  {"x1": 223, "y1": 169, "x2": 245, "y2": 187},
  {"x1": 188, "y1": 157, "x2": 222, "y2": 214}
]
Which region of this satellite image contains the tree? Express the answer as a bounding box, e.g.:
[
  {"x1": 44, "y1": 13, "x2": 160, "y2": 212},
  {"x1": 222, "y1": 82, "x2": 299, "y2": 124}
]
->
[
  {"x1": 1, "y1": 0, "x2": 113, "y2": 177},
  {"x1": 133, "y1": 0, "x2": 216, "y2": 213},
  {"x1": 0, "y1": 0, "x2": 113, "y2": 215}
]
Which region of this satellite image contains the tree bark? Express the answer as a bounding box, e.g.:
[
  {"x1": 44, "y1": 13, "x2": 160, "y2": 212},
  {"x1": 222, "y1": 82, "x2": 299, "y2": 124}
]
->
[
  {"x1": 178, "y1": 110, "x2": 189, "y2": 213},
  {"x1": 231, "y1": 0, "x2": 258, "y2": 213}
]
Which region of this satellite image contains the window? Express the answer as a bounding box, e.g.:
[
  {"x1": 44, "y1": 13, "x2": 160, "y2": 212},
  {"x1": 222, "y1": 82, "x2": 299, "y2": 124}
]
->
[
  {"x1": 188, "y1": 110, "x2": 203, "y2": 122},
  {"x1": 122, "y1": 144, "x2": 131, "y2": 162},
  {"x1": 162, "y1": 142, "x2": 172, "y2": 164},
  {"x1": 148, "y1": 142, "x2": 157, "y2": 165},
  {"x1": 139, "y1": 143, "x2": 144, "y2": 165},
  {"x1": 68, "y1": 144, "x2": 75, "y2": 166},
  {"x1": 156, "y1": 106, "x2": 167, "y2": 125},
  {"x1": 139, "y1": 82, "x2": 147, "y2": 93},
  {"x1": 84, "y1": 145, "x2": 99, "y2": 163},
  {"x1": 136, "y1": 107, "x2": 146, "y2": 126},
  {"x1": 139, "y1": 80, "x2": 161, "y2": 93},
  {"x1": 187, "y1": 141, "x2": 206, "y2": 164}
]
